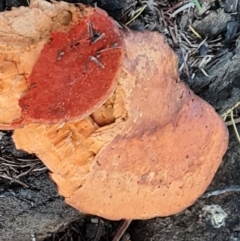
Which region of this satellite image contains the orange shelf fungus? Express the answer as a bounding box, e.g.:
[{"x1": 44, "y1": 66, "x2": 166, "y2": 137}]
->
[{"x1": 1, "y1": 0, "x2": 229, "y2": 220}]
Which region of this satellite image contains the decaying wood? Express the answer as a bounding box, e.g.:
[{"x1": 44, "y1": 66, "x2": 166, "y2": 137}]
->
[
  {"x1": 187, "y1": 39, "x2": 240, "y2": 114},
  {"x1": 0, "y1": 172, "x2": 82, "y2": 241}
]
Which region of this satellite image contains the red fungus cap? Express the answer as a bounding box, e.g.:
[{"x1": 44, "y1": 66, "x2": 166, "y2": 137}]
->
[
  {"x1": 19, "y1": 8, "x2": 123, "y2": 124},
  {"x1": 0, "y1": 1, "x2": 93, "y2": 129},
  {"x1": 0, "y1": 1, "x2": 123, "y2": 129}
]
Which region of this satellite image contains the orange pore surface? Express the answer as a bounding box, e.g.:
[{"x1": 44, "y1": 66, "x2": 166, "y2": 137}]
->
[{"x1": 19, "y1": 9, "x2": 123, "y2": 124}]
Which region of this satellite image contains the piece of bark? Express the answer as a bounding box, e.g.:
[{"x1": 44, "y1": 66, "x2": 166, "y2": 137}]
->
[
  {"x1": 186, "y1": 39, "x2": 240, "y2": 114},
  {"x1": 192, "y1": 9, "x2": 232, "y2": 38},
  {"x1": 224, "y1": 0, "x2": 238, "y2": 12},
  {"x1": 0, "y1": 172, "x2": 82, "y2": 241}
]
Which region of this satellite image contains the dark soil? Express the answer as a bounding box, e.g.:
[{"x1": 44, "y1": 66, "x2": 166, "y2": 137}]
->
[{"x1": 0, "y1": 0, "x2": 240, "y2": 241}]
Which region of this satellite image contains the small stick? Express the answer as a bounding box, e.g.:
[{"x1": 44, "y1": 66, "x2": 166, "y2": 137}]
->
[
  {"x1": 1, "y1": 163, "x2": 32, "y2": 168},
  {"x1": 17, "y1": 158, "x2": 40, "y2": 162},
  {"x1": 200, "y1": 68, "x2": 209, "y2": 77},
  {"x1": 93, "y1": 218, "x2": 103, "y2": 241},
  {"x1": 16, "y1": 166, "x2": 35, "y2": 179},
  {"x1": 125, "y1": 5, "x2": 147, "y2": 26},
  {"x1": 89, "y1": 56, "x2": 105, "y2": 69},
  {"x1": 230, "y1": 110, "x2": 240, "y2": 142},
  {"x1": 57, "y1": 50, "x2": 64, "y2": 60},
  {"x1": 112, "y1": 220, "x2": 132, "y2": 241},
  {"x1": 88, "y1": 21, "x2": 94, "y2": 39},
  {"x1": 169, "y1": 2, "x2": 194, "y2": 18},
  {"x1": 97, "y1": 46, "x2": 121, "y2": 54},
  {"x1": 201, "y1": 186, "x2": 240, "y2": 198},
  {"x1": 165, "y1": 2, "x2": 183, "y2": 14},
  {"x1": 189, "y1": 25, "x2": 202, "y2": 39},
  {"x1": 88, "y1": 21, "x2": 105, "y2": 43},
  {"x1": 225, "y1": 117, "x2": 240, "y2": 126},
  {"x1": 32, "y1": 166, "x2": 48, "y2": 172},
  {"x1": 169, "y1": 26, "x2": 178, "y2": 45},
  {"x1": 0, "y1": 174, "x2": 29, "y2": 188},
  {"x1": 91, "y1": 33, "x2": 105, "y2": 43}
]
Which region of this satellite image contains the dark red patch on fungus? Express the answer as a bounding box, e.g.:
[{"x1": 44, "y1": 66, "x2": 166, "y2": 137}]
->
[{"x1": 19, "y1": 8, "x2": 123, "y2": 124}]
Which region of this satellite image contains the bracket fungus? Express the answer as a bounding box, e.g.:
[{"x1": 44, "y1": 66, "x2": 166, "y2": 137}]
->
[{"x1": 1, "y1": 0, "x2": 229, "y2": 220}]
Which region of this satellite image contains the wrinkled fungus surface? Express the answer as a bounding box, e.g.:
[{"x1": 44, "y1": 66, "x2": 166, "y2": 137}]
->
[{"x1": 19, "y1": 9, "x2": 123, "y2": 124}]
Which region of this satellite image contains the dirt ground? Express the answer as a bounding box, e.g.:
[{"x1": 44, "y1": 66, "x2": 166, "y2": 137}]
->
[{"x1": 0, "y1": 0, "x2": 240, "y2": 240}]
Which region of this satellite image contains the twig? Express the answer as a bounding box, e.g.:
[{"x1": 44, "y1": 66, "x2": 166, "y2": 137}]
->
[
  {"x1": 170, "y1": 2, "x2": 195, "y2": 18},
  {"x1": 7, "y1": 165, "x2": 19, "y2": 174},
  {"x1": 112, "y1": 220, "x2": 132, "y2": 241},
  {"x1": 179, "y1": 31, "x2": 196, "y2": 47},
  {"x1": 0, "y1": 156, "x2": 16, "y2": 163},
  {"x1": 169, "y1": 26, "x2": 178, "y2": 45},
  {"x1": 190, "y1": 37, "x2": 208, "y2": 56},
  {"x1": 89, "y1": 56, "x2": 105, "y2": 69},
  {"x1": 200, "y1": 68, "x2": 209, "y2": 77},
  {"x1": 189, "y1": 25, "x2": 201, "y2": 39},
  {"x1": 165, "y1": 2, "x2": 183, "y2": 14},
  {"x1": 221, "y1": 101, "x2": 240, "y2": 120},
  {"x1": 97, "y1": 46, "x2": 121, "y2": 54},
  {"x1": 1, "y1": 163, "x2": 34, "y2": 168},
  {"x1": 16, "y1": 166, "x2": 35, "y2": 179},
  {"x1": 17, "y1": 158, "x2": 40, "y2": 162},
  {"x1": 91, "y1": 33, "x2": 105, "y2": 43},
  {"x1": 88, "y1": 21, "x2": 94, "y2": 40},
  {"x1": 93, "y1": 218, "x2": 103, "y2": 241},
  {"x1": 225, "y1": 117, "x2": 240, "y2": 126},
  {"x1": 0, "y1": 174, "x2": 29, "y2": 188},
  {"x1": 202, "y1": 186, "x2": 240, "y2": 198},
  {"x1": 231, "y1": 110, "x2": 240, "y2": 142},
  {"x1": 32, "y1": 166, "x2": 48, "y2": 172},
  {"x1": 126, "y1": 5, "x2": 147, "y2": 26}
]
